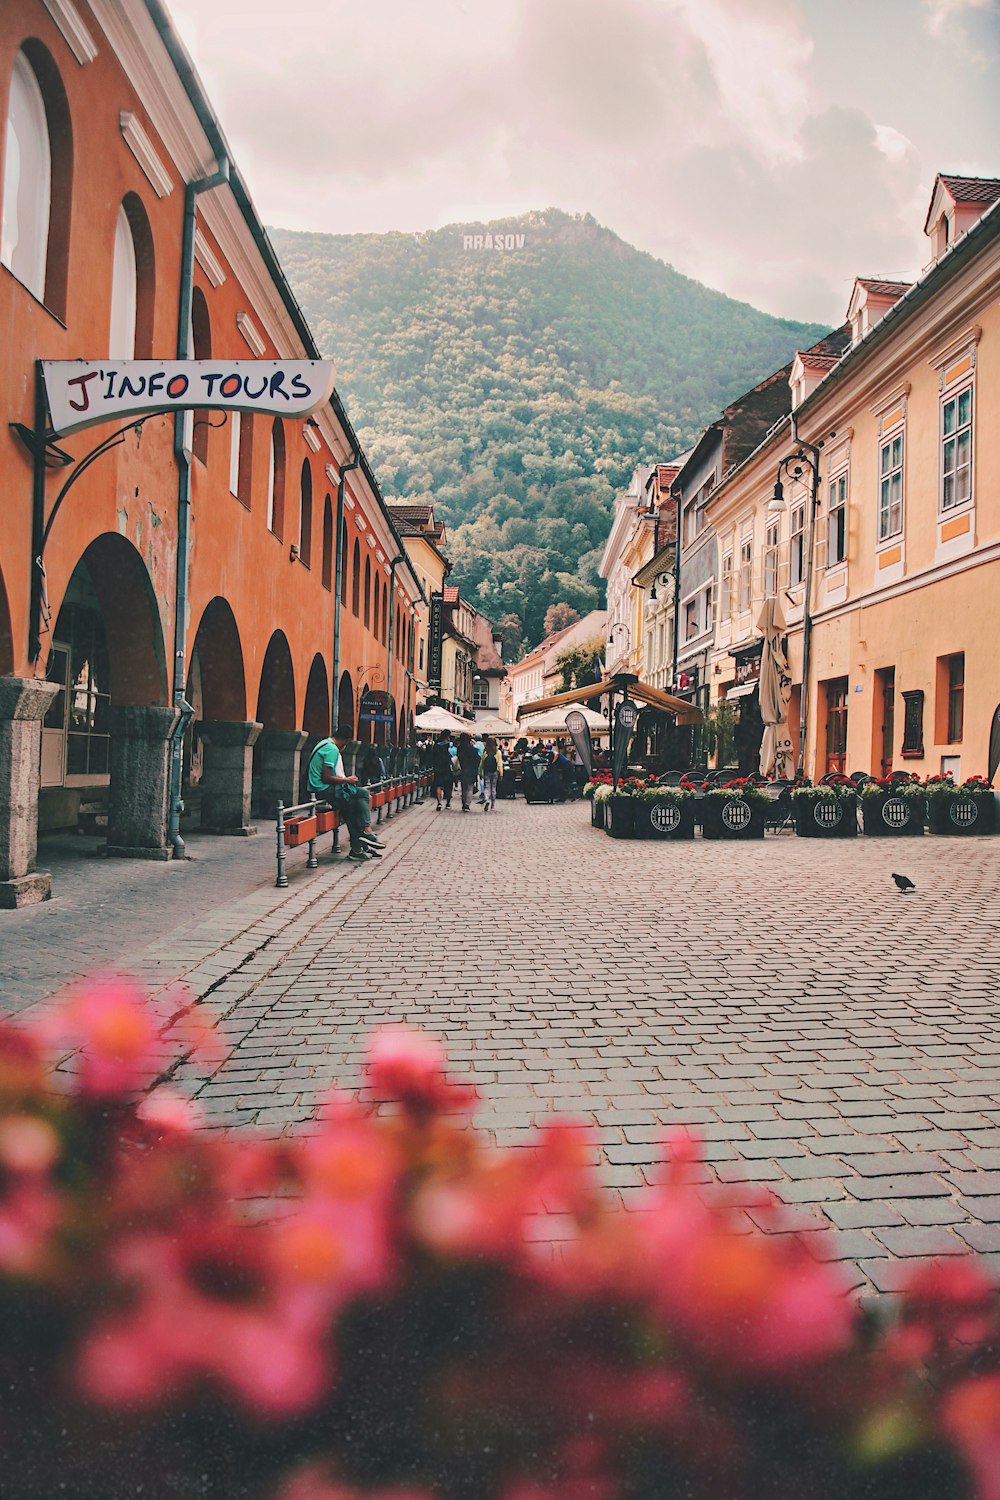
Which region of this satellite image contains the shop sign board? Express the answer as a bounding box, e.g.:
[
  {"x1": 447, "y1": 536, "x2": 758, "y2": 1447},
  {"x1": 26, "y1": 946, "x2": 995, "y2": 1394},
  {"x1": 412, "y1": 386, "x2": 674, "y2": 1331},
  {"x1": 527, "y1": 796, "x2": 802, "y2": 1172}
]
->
[
  {"x1": 427, "y1": 593, "x2": 444, "y2": 689},
  {"x1": 42, "y1": 360, "x2": 336, "y2": 437}
]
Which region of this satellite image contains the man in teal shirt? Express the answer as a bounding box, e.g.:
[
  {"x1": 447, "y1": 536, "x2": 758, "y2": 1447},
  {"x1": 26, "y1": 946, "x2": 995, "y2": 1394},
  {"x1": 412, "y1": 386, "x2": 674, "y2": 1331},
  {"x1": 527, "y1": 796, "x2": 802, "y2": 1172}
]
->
[{"x1": 307, "y1": 724, "x2": 385, "y2": 862}]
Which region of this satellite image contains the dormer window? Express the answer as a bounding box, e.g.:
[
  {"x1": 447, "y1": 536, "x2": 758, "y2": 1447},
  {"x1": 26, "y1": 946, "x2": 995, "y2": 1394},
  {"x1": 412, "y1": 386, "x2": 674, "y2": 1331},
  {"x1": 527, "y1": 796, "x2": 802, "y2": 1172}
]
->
[{"x1": 923, "y1": 174, "x2": 1000, "y2": 264}]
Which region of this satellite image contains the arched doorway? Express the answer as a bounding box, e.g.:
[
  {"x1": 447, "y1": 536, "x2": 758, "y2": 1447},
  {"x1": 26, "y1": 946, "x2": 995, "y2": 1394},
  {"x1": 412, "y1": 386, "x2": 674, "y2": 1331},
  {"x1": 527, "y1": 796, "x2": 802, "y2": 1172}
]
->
[
  {"x1": 0, "y1": 560, "x2": 14, "y2": 676},
  {"x1": 299, "y1": 654, "x2": 331, "y2": 799},
  {"x1": 187, "y1": 597, "x2": 252, "y2": 832},
  {"x1": 253, "y1": 631, "x2": 298, "y2": 818},
  {"x1": 337, "y1": 670, "x2": 354, "y2": 737},
  {"x1": 40, "y1": 534, "x2": 166, "y2": 839}
]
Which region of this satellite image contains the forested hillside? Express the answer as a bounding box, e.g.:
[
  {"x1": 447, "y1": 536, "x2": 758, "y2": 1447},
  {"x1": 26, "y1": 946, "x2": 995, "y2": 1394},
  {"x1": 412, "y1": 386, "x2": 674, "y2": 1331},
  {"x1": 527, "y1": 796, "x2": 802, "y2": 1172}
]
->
[{"x1": 270, "y1": 210, "x2": 826, "y2": 649}]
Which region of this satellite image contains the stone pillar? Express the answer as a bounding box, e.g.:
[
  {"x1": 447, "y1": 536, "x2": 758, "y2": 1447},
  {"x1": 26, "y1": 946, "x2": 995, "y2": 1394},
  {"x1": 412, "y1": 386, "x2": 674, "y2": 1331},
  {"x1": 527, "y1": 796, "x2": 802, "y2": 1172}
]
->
[
  {"x1": 197, "y1": 720, "x2": 262, "y2": 834},
  {"x1": 0, "y1": 677, "x2": 59, "y2": 909},
  {"x1": 106, "y1": 705, "x2": 180, "y2": 860},
  {"x1": 253, "y1": 728, "x2": 307, "y2": 817}
]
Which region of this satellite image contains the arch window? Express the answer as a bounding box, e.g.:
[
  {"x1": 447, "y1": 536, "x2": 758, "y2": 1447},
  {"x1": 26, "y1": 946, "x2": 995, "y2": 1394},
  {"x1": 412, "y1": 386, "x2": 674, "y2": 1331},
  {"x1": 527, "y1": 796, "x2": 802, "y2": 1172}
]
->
[
  {"x1": 109, "y1": 194, "x2": 154, "y2": 359},
  {"x1": 339, "y1": 518, "x2": 349, "y2": 605},
  {"x1": 374, "y1": 577, "x2": 381, "y2": 642},
  {"x1": 364, "y1": 557, "x2": 371, "y2": 629},
  {"x1": 382, "y1": 586, "x2": 388, "y2": 646},
  {"x1": 2, "y1": 45, "x2": 72, "y2": 316},
  {"x1": 190, "y1": 287, "x2": 212, "y2": 464},
  {"x1": 322, "y1": 497, "x2": 333, "y2": 591},
  {"x1": 298, "y1": 459, "x2": 312, "y2": 566},
  {"x1": 267, "y1": 418, "x2": 286, "y2": 537},
  {"x1": 351, "y1": 540, "x2": 361, "y2": 617},
  {"x1": 229, "y1": 410, "x2": 253, "y2": 506}
]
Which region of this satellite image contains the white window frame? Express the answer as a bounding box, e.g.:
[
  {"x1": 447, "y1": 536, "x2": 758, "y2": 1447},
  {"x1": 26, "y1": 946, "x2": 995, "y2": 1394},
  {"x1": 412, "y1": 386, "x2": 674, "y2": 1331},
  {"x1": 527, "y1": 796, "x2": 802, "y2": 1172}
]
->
[
  {"x1": 940, "y1": 380, "x2": 973, "y2": 514},
  {"x1": 703, "y1": 584, "x2": 713, "y2": 634},
  {"x1": 789, "y1": 504, "x2": 805, "y2": 585},
  {"x1": 738, "y1": 537, "x2": 752, "y2": 613},
  {"x1": 1, "y1": 51, "x2": 51, "y2": 302},
  {"x1": 720, "y1": 552, "x2": 732, "y2": 621},
  {"x1": 828, "y1": 470, "x2": 848, "y2": 566},
  {"x1": 877, "y1": 429, "x2": 904, "y2": 544},
  {"x1": 764, "y1": 519, "x2": 779, "y2": 596},
  {"x1": 684, "y1": 596, "x2": 698, "y2": 642}
]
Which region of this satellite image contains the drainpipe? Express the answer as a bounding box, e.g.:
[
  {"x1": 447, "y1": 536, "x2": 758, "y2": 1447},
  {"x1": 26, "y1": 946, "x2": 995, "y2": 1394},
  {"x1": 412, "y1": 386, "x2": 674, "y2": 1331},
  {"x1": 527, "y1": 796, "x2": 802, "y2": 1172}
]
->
[
  {"x1": 385, "y1": 554, "x2": 405, "y2": 727},
  {"x1": 331, "y1": 451, "x2": 359, "y2": 728},
  {"x1": 167, "y1": 153, "x2": 230, "y2": 859},
  {"x1": 791, "y1": 412, "x2": 822, "y2": 779}
]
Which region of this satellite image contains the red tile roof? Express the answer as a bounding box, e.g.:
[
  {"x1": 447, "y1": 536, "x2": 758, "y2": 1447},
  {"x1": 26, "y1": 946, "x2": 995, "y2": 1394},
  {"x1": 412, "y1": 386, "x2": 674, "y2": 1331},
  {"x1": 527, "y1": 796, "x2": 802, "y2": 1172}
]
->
[
  {"x1": 443, "y1": 585, "x2": 460, "y2": 605},
  {"x1": 940, "y1": 175, "x2": 1000, "y2": 207},
  {"x1": 797, "y1": 351, "x2": 841, "y2": 372},
  {"x1": 856, "y1": 278, "x2": 914, "y2": 298},
  {"x1": 389, "y1": 502, "x2": 434, "y2": 520}
]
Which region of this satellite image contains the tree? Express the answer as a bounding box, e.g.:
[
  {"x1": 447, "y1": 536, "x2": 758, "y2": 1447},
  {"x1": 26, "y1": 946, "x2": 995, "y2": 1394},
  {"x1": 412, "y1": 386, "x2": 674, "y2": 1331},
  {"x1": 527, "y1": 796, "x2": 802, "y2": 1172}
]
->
[
  {"x1": 495, "y1": 612, "x2": 525, "y2": 661},
  {"x1": 556, "y1": 633, "x2": 605, "y2": 691},
  {"x1": 543, "y1": 602, "x2": 580, "y2": 636}
]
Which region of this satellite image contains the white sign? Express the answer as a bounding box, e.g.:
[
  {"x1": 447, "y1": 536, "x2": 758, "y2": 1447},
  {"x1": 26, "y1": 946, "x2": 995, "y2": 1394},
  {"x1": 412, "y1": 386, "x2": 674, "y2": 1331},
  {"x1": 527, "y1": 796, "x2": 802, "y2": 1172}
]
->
[
  {"x1": 462, "y1": 233, "x2": 526, "y2": 251},
  {"x1": 42, "y1": 360, "x2": 336, "y2": 437}
]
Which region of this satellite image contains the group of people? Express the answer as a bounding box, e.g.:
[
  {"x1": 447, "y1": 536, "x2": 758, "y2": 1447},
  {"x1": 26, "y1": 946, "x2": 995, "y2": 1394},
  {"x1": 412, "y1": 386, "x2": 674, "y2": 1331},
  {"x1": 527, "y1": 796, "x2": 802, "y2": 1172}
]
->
[{"x1": 429, "y1": 731, "x2": 505, "y2": 813}]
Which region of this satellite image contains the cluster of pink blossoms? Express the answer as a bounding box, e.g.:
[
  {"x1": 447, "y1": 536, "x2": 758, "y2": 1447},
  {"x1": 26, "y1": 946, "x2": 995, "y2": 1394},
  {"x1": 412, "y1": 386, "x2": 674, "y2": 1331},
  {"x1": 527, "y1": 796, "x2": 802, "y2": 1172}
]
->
[{"x1": 1, "y1": 976, "x2": 1000, "y2": 1499}]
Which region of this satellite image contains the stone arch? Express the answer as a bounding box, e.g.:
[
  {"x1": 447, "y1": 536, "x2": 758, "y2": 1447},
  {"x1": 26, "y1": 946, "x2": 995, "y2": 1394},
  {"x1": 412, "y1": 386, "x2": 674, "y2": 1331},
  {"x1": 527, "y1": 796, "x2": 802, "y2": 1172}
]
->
[
  {"x1": 189, "y1": 596, "x2": 246, "y2": 723},
  {"x1": 256, "y1": 630, "x2": 296, "y2": 730},
  {"x1": 303, "y1": 654, "x2": 330, "y2": 737},
  {"x1": 0, "y1": 559, "x2": 13, "y2": 675},
  {"x1": 52, "y1": 533, "x2": 166, "y2": 707},
  {"x1": 337, "y1": 670, "x2": 354, "y2": 736}
]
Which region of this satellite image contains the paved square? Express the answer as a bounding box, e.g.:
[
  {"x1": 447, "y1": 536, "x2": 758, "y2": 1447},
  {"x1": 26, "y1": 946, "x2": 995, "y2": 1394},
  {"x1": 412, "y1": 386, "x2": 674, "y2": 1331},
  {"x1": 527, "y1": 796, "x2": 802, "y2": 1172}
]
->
[{"x1": 11, "y1": 799, "x2": 1000, "y2": 1297}]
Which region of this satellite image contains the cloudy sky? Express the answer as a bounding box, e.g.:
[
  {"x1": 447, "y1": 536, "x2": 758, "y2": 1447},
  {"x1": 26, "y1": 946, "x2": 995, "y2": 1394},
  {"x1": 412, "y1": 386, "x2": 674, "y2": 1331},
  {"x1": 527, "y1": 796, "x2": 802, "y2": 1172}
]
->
[{"x1": 168, "y1": 0, "x2": 999, "y2": 325}]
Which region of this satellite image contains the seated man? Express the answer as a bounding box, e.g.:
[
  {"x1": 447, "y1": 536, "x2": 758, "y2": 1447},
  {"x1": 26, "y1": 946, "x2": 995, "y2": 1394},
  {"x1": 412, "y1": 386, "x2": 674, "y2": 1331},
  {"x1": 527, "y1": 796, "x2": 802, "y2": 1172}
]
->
[{"x1": 307, "y1": 724, "x2": 386, "y2": 862}]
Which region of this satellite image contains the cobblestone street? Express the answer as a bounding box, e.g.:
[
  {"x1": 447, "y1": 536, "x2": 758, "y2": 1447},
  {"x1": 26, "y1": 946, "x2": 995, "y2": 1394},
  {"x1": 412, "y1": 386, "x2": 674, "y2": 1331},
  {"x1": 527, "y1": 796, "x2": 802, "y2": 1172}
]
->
[{"x1": 9, "y1": 797, "x2": 1000, "y2": 1298}]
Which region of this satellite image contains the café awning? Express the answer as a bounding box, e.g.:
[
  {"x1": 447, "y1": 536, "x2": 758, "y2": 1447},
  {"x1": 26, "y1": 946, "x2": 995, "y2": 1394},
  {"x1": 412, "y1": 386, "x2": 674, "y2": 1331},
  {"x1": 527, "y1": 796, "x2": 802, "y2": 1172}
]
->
[{"x1": 515, "y1": 678, "x2": 702, "y2": 726}]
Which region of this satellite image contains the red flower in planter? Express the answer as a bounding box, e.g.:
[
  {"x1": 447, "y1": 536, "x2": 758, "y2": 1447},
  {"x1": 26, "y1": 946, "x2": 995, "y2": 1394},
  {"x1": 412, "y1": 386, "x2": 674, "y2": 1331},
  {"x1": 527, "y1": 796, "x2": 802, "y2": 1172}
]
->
[{"x1": 366, "y1": 1025, "x2": 477, "y2": 1116}]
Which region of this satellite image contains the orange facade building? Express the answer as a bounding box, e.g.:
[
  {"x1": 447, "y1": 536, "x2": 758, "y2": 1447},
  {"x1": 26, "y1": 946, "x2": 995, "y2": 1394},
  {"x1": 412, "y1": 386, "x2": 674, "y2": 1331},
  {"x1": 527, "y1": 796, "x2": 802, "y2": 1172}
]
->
[{"x1": 0, "y1": 0, "x2": 422, "y2": 905}]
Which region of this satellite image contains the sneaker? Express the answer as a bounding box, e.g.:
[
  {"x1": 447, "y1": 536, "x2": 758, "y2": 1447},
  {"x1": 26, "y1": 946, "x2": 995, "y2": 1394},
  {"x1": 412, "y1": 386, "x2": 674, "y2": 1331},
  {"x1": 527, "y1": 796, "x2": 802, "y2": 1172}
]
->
[
  {"x1": 436, "y1": 802, "x2": 442, "y2": 811},
  {"x1": 482, "y1": 803, "x2": 488, "y2": 812},
  {"x1": 347, "y1": 847, "x2": 369, "y2": 862},
  {"x1": 462, "y1": 806, "x2": 470, "y2": 813},
  {"x1": 361, "y1": 832, "x2": 386, "y2": 849}
]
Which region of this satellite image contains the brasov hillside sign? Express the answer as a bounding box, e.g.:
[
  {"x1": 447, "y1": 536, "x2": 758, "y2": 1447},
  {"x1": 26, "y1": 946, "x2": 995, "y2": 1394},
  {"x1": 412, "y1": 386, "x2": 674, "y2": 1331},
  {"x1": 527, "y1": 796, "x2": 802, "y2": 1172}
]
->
[{"x1": 42, "y1": 360, "x2": 336, "y2": 438}]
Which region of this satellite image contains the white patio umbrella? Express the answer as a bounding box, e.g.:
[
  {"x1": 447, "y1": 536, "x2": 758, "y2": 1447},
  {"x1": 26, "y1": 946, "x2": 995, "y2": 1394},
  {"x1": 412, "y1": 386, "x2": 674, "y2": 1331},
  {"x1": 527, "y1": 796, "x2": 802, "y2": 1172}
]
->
[
  {"x1": 520, "y1": 704, "x2": 610, "y2": 738},
  {"x1": 474, "y1": 715, "x2": 518, "y2": 737},
  {"x1": 414, "y1": 706, "x2": 470, "y2": 735},
  {"x1": 757, "y1": 594, "x2": 795, "y2": 778}
]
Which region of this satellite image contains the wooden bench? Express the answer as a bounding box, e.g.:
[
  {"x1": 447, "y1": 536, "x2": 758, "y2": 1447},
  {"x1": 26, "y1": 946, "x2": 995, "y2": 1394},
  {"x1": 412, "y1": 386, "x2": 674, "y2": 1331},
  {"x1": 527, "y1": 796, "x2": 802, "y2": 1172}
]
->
[{"x1": 275, "y1": 774, "x2": 431, "y2": 886}]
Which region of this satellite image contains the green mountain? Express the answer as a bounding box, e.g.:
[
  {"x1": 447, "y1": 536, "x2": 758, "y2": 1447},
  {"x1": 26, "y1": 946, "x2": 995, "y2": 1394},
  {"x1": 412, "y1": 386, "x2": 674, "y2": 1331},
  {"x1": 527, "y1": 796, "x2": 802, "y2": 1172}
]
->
[{"x1": 270, "y1": 210, "x2": 826, "y2": 649}]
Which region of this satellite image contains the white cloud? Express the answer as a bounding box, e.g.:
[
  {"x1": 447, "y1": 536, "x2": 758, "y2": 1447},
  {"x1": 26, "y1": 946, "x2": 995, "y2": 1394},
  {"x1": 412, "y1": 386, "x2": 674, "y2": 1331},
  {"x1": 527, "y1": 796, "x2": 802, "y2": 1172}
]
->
[
  {"x1": 166, "y1": 0, "x2": 997, "y2": 323},
  {"x1": 923, "y1": 0, "x2": 995, "y2": 36}
]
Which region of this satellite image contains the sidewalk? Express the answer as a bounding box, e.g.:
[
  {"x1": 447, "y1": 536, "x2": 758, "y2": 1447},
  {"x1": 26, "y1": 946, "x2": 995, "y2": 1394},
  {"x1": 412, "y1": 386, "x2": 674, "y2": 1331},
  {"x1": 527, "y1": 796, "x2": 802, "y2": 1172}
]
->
[{"x1": 6, "y1": 797, "x2": 1000, "y2": 1297}]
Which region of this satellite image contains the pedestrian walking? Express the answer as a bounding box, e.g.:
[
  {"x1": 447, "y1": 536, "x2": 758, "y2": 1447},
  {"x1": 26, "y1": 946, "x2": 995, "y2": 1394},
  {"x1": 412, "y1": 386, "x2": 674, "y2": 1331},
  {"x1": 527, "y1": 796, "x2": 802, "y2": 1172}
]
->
[
  {"x1": 456, "y1": 732, "x2": 481, "y2": 812},
  {"x1": 431, "y1": 731, "x2": 454, "y2": 811},
  {"x1": 306, "y1": 725, "x2": 386, "y2": 862},
  {"x1": 480, "y1": 735, "x2": 502, "y2": 812}
]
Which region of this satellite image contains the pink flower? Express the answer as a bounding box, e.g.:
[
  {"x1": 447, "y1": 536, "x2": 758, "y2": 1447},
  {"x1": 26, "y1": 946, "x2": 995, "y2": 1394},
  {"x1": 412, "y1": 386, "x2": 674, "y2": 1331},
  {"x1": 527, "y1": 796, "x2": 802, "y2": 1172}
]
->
[
  {"x1": 366, "y1": 1025, "x2": 477, "y2": 1115},
  {"x1": 942, "y1": 1373, "x2": 1000, "y2": 1500},
  {"x1": 42, "y1": 976, "x2": 163, "y2": 1098}
]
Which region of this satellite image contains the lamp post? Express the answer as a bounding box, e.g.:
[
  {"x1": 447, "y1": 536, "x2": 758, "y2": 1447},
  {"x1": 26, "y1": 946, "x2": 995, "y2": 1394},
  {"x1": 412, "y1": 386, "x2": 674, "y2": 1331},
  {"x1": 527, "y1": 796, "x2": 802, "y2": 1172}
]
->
[{"x1": 767, "y1": 432, "x2": 821, "y2": 778}]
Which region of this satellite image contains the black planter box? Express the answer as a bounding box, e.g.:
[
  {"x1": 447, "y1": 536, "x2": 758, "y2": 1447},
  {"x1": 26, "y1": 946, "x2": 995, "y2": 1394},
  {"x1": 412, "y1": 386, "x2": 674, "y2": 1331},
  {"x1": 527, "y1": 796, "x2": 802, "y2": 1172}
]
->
[
  {"x1": 590, "y1": 797, "x2": 606, "y2": 830},
  {"x1": 633, "y1": 797, "x2": 696, "y2": 840},
  {"x1": 861, "y1": 792, "x2": 926, "y2": 836},
  {"x1": 605, "y1": 797, "x2": 636, "y2": 839},
  {"x1": 793, "y1": 792, "x2": 858, "y2": 838},
  {"x1": 927, "y1": 793, "x2": 996, "y2": 836},
  {"x1": 700, "y1": 796, "x2": 766, "y2": 840}
]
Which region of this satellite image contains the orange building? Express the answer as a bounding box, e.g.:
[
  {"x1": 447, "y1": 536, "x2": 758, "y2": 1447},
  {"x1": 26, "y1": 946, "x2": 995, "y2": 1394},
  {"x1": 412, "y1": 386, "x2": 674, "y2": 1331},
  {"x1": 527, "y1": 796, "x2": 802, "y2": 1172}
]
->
[
  {"x1": 706, "y1": 175, "x2": 1000, "y2": 784},
  {"x1": 0, "y1": 0, "x2": 422, "y2": 905}
]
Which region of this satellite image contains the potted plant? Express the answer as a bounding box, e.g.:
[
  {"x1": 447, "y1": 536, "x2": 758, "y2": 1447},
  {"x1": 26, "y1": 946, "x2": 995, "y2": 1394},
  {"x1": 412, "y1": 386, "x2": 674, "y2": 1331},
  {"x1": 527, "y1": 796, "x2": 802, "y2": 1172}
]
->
[
  {"x1": 860, "y1": 775, "x2": 926, "y2": 836},
  {"x1": 792, "y1": 776, "x2": 858, "y2": 838},
  {"x1": 585, "y1": 773, "x2": 613, "y2": 829},
  {"x1": 700, "y1": 778, "x2": 767, "y2": 840},
  {"x1": 926, "y1": 774, "x2": 996, "y2": 836},
  {"x1": 605, "y1": 776, "x2": 645, "y2": 839},
  {"x1": 633, "y1": 783, "x2": 696, "y2": 840}
]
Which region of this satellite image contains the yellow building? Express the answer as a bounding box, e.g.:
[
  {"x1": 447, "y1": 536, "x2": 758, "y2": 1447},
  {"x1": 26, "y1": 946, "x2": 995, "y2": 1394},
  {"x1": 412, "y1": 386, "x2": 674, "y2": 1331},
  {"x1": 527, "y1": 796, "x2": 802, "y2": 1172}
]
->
[
  {"x1": 706, "y1": 174, "x2": 1000, "y2": 783},
  {"x1": 389, "y1": 503, "x2": 449, "y2": 710}
]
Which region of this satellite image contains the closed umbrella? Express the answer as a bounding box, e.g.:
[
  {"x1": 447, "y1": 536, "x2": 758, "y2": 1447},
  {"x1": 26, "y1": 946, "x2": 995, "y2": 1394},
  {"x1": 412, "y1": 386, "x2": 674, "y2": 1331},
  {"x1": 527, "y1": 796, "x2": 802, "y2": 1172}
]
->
[{"x1": 757, "y1": 594, "x2": 794, "y2": 778}]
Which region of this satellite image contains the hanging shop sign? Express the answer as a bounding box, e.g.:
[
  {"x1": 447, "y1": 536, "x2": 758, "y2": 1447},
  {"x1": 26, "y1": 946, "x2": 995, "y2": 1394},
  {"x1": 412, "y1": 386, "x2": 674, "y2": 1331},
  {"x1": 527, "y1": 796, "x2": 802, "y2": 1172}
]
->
[
  {"x1": 733, "y1": 640, "x2": 764, "y2": 687},
  {"x1": 427, "y1": 592, "x2": 444, "y2": 689},
  {"x1": 41, "y1": 360, "x2": 337, "y2": 437},
  {"x1": 358, "y1": 689, "x2": 396, "y2": 728}
]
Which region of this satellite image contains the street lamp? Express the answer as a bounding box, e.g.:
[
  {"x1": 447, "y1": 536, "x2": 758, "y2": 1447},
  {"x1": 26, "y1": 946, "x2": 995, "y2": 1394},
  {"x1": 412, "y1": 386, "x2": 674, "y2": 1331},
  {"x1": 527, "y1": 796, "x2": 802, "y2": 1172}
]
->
[{"x1": 770, "y1": 434, "x2": 821, "y2": 777}]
